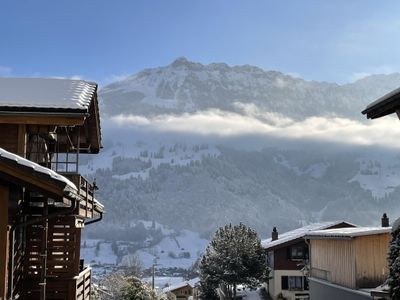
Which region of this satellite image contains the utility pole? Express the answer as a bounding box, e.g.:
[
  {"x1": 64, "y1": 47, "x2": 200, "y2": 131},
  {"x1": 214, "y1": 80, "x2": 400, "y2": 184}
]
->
[
  {"x1": 152, "y1": 259, "x2": 161, "y2": 290},
  {"x1": 152, "y1": 263, "x2": 155, "y2": 290}
]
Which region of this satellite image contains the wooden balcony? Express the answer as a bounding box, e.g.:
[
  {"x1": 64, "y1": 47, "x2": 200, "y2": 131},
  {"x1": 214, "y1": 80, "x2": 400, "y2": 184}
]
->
[
  {"x1": 74, "y1": 267, "x2": 92, "y2": 300},
  {"x1": 23, "y1": 267, "x2": 92, "y2": 300},
  {"x1": 62, "y1": 173, "x2": 103, "y2": 219}
]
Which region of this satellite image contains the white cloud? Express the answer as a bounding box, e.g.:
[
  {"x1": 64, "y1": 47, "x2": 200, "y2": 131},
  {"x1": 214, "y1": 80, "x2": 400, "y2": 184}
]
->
[
  {"x1": 286, "y1": 71, "x2": 301, "y2": 79},
  {"x1": 0, "y1": 65, "x2": 12, "y2": 75},
  {"x1": 102, "y1": 73, "x2": 130, "y2": 86},
  {"x1": 349, "y1": 65, "x2": 398, "y2": 82},
  {"x1": 350, "y1": 72, "x2": 372, "y2": 82},
  {"x1": 110, "y1": 110, "x2": 400, "y2": 149}
]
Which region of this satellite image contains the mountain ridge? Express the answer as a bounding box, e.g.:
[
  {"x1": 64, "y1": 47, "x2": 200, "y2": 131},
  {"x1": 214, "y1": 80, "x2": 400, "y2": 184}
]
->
[{"x1": 99, "y1": 57, "x2": 400, "y2": 121}]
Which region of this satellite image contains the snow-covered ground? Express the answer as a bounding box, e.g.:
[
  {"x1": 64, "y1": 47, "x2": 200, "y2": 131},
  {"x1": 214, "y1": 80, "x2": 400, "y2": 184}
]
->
[
  {"x1": 143, "y1": 276, "x2": 185, "y2": 290},
  {"x1": 243, "y1": 290, "x2": 263, "y2": 300},
  {"x1": 134, "y1": 230, "x2": 208, "y2": 269},
  {"x1": 350, "y1": 151, "x2": 400, "y2": 199},
  {"x1": 81, "y1": 239, "x2": 118, "y2": 265},
  {"x1": 81, "y1": 222, "x2": 209, "y2": 276}
]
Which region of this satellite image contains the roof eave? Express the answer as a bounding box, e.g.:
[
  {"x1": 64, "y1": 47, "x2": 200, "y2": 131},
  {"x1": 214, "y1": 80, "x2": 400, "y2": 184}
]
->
[{"x1": 362, "y1": 87, "x2": 400, "y2": 119}]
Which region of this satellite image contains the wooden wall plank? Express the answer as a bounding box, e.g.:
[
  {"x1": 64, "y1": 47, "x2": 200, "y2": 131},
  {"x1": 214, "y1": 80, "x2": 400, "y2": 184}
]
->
[
  {"x1": 17, "y1": 124, "x2": 26, "y2": 157},
  {"x1": 310, "y1": 239, "x2": 356, "y2": 288},
  {"x1": 0, "y1": 124, "x2": 18, "y2": 154},
  {"x1": 355, "y1": 234, "x2": 390, "y2": 288}
]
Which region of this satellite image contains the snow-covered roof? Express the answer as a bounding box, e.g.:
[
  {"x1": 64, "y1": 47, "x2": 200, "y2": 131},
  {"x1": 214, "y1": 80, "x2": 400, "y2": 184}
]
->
[
  {"x1": 362, "y1": 85, "x2": 400, "y2": 119},
  {"x1": 0, "y1": 147, "x2": 77, "y2": 192},
  {"x1": 162, "y1": 277, "x2": 199, "y2": 293},
  {"x1": 261, "y1": 221, "x2": 355, "y2": 249},
  {"x1": 305, "y1": 227, "x2": 391, "y2": 239},
  {"x1": 0, "y1": 77, "x2": 96, "y2": 112}
]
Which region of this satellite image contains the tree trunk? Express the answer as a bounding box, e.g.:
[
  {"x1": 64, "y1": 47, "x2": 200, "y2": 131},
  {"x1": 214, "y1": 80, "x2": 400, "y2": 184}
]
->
[{"x1": 233, "y1": 283, "x2": 236, "y2": 300}]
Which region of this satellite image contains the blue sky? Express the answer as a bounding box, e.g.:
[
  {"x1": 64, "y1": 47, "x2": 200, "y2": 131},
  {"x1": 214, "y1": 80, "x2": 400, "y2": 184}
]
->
[{"x1": 1, "y1": 0, "x2": 400, "y2": 85}]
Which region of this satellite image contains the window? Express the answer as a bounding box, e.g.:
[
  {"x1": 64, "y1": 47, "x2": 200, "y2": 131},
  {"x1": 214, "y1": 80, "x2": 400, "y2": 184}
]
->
[
  {"x1": 289, "y1": 277, "x2": 302, "y2": 290},
  {"x1": 281, "y1": 276, "x2": 308, "y2": 291},
  {"x1": 287, "y1": 246, "x2": 308, "y2": 260}
]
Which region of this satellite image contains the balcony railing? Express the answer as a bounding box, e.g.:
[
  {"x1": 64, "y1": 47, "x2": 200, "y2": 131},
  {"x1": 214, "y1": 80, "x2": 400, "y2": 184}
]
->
[
  {"x1": 310, "y1": 267, "x2": 331, "y2": 281},
  {"x1": 75, "y1": 267, "x2": 92, "y2": 300},
  {"x1": 22, "y1": 267, "x2": 92, "y2": 300},
  {"x1": 62, "y1": 173, "x2": 100, "y2": 218}
]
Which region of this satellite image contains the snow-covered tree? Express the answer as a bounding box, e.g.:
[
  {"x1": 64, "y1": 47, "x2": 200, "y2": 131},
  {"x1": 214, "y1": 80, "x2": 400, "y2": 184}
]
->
[
  {"x1": 389, "y1": 219, "x2": 400, "y2": 299},
  {"x1": 95, "y1": 274, "x2": 169, "y2": 300},
  {"x1": 199, "y1": 223, "x2": 268, "y2": 299}
]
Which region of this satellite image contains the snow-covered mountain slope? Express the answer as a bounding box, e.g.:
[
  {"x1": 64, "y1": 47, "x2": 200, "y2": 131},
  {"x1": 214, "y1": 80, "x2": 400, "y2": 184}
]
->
[
  {"x1": 100, "y1": 57, "x2": 400, "y2": 120},
  {"x1": 82, "y1": 58, "x2": 400, "y2": 251},
  {"x1": 83, "y1": 135, "x2": 400, "y2": 239}
]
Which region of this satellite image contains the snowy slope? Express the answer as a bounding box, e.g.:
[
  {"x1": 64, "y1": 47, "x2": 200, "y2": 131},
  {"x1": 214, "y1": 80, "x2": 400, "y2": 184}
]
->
[
  {"x1": 349, "y1": 151, "x2": 400, "y2": 198},
  {"x1": 81, "y1": 222, "x2": 208, "y2": 275},
  {"x1": 133, "y1": 230, "x2": 208, "y2": 269}
]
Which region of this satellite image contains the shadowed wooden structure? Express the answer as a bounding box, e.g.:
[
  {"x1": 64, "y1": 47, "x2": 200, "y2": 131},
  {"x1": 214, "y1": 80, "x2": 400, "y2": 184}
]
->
[{"x1": 0, "y1": 77, "x2": 104, "y2": 300}]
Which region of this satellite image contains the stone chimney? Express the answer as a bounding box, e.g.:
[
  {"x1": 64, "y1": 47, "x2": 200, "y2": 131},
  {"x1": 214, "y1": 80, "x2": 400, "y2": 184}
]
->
[
  {"x1": 272, "y1": 227, "x2": 278, "y2": 241},
  {"x1": 382, "y1": 213, "x2": 389, "y2": 227}
]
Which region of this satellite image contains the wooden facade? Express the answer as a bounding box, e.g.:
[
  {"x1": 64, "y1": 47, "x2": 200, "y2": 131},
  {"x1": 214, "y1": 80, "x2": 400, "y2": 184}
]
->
[
  {"x1": 264, "y1": 222, "x2": 355, "y2": 300},
  {"x1": 309, "y1": 231, "x2": 390, "y2": 289},
  {"x1": 0, "y1": 78, "x2": 104, "y2": 300}
]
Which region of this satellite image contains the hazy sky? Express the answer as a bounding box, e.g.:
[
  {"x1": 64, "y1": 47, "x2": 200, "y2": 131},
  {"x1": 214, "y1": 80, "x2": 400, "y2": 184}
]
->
[{"x1": 1, "y1": 0, "x2": 400, "y2": 85}]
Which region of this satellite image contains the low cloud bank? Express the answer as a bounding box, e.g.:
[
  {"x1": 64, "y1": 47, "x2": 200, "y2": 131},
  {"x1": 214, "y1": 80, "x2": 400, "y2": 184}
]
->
[{"x1": 110, "y1": 109, "x2": 400, "y2": 149}]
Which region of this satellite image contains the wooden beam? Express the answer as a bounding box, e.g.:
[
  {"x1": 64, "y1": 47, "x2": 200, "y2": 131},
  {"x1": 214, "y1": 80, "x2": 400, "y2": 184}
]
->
[
  {"x1": 17, "y1": 124, "x2": 26, "y2": 157},
  {"x1": 0, "y1": 161, "x2": 64, "y2": 198},
  {"x1": 0, "y1": 184, "x2": 9, "y2": 300},
  {"x1": 0, "y1": 115, "x2": 85, "y2": 126}
]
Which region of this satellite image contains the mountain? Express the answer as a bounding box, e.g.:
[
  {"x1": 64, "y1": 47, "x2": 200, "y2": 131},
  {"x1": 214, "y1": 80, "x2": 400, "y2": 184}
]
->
[
  {"x1": 83, "y1": 58, "x2": 400, "y2": 243},
  {"x1": 100, "y1": 57, "x2": 400, "y2": 120}
]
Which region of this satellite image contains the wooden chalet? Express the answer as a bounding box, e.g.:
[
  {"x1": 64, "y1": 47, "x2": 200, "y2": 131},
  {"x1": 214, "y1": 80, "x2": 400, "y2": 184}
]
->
[
  {"x1": 0, "y1": 77, "x2": 104, "y2": 300},
  {"x1": 162, "y1": 278, "x2": 200, "y2": 300},
  {"x1": 262, "y1": 221, "x2": 355, "y2": 300},
  {"x1": 305, "y1": 225, "x2": 391, "y2": 300}
]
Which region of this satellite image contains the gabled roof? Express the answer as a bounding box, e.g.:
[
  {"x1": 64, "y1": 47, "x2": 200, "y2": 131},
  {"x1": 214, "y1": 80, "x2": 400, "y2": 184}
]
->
[
  {"x1": 261, "y1": 221, "x2": 356, "y2": 249},
  {"x1": 162, "y1": 277, "x2": 200, "y2": 293},
  {"x1": 362, "y1": 86, "x2": 400, "y2": 119},
  {"x1": 0, "y1": 77, "x2": 97, "y2": 113},
  {"x1": 305, "y1": 227, "x2": 391, "y2": 239},
  {"x1": 0, "y1": 77, "x2": 102, "y2": 153}
]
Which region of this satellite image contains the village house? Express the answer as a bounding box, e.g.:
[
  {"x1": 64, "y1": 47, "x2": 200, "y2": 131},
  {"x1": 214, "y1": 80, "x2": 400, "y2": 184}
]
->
[
  {"x1": 305, "y1": 217, "x2": 391, "y2": 300},
  {"x1": 162, "y1": 278, "x2": 200, "y2": 300},
  {"x1": 262, "y1": 221, "x2": 355, "y2": 300},
  {"x1": 0, "y1": 77, "x2": 104, "y2": 300}
]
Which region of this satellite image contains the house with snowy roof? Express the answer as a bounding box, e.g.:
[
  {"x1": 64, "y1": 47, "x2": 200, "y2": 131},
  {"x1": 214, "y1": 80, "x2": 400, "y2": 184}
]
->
[
  {"x1": 305, "y1": 220, "x2": 391, "y2": 300},
  {"x1": 162, "y1": 277, "x2": 200, "y2": 300},
  {"x1": 262, "y1": 221, "x2": 355, "y2": 300},
  {"x1": 0, "y1": 77, "x2": 104, "y2": 300}
]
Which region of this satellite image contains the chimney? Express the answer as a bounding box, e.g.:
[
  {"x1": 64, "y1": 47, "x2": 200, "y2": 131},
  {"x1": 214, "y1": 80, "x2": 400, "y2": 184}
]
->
[
  {"x1": 382, "y1": 213, "x2": 389, "y2": 227},
  {"x1": 272, "y1": 227, "x2": 278, "y2": 241}
]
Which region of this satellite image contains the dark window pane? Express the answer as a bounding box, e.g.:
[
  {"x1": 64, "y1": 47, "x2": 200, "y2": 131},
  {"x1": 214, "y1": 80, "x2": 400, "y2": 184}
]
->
[
  {"x1": 304, "y1": 277, "x2": 309, "y2": 290},
  {"x1": 281, "y1": 276, "x2": 288, "y2": 290}
]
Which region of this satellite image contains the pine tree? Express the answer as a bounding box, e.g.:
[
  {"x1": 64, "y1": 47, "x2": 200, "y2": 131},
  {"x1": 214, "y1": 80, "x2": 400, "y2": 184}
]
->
[
  {"x1": 199, "y1": 223, "x2": 268, "y2": 299},
  {"x1": 389, "y1": 223, "x2": 400, "y2": 299}
]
